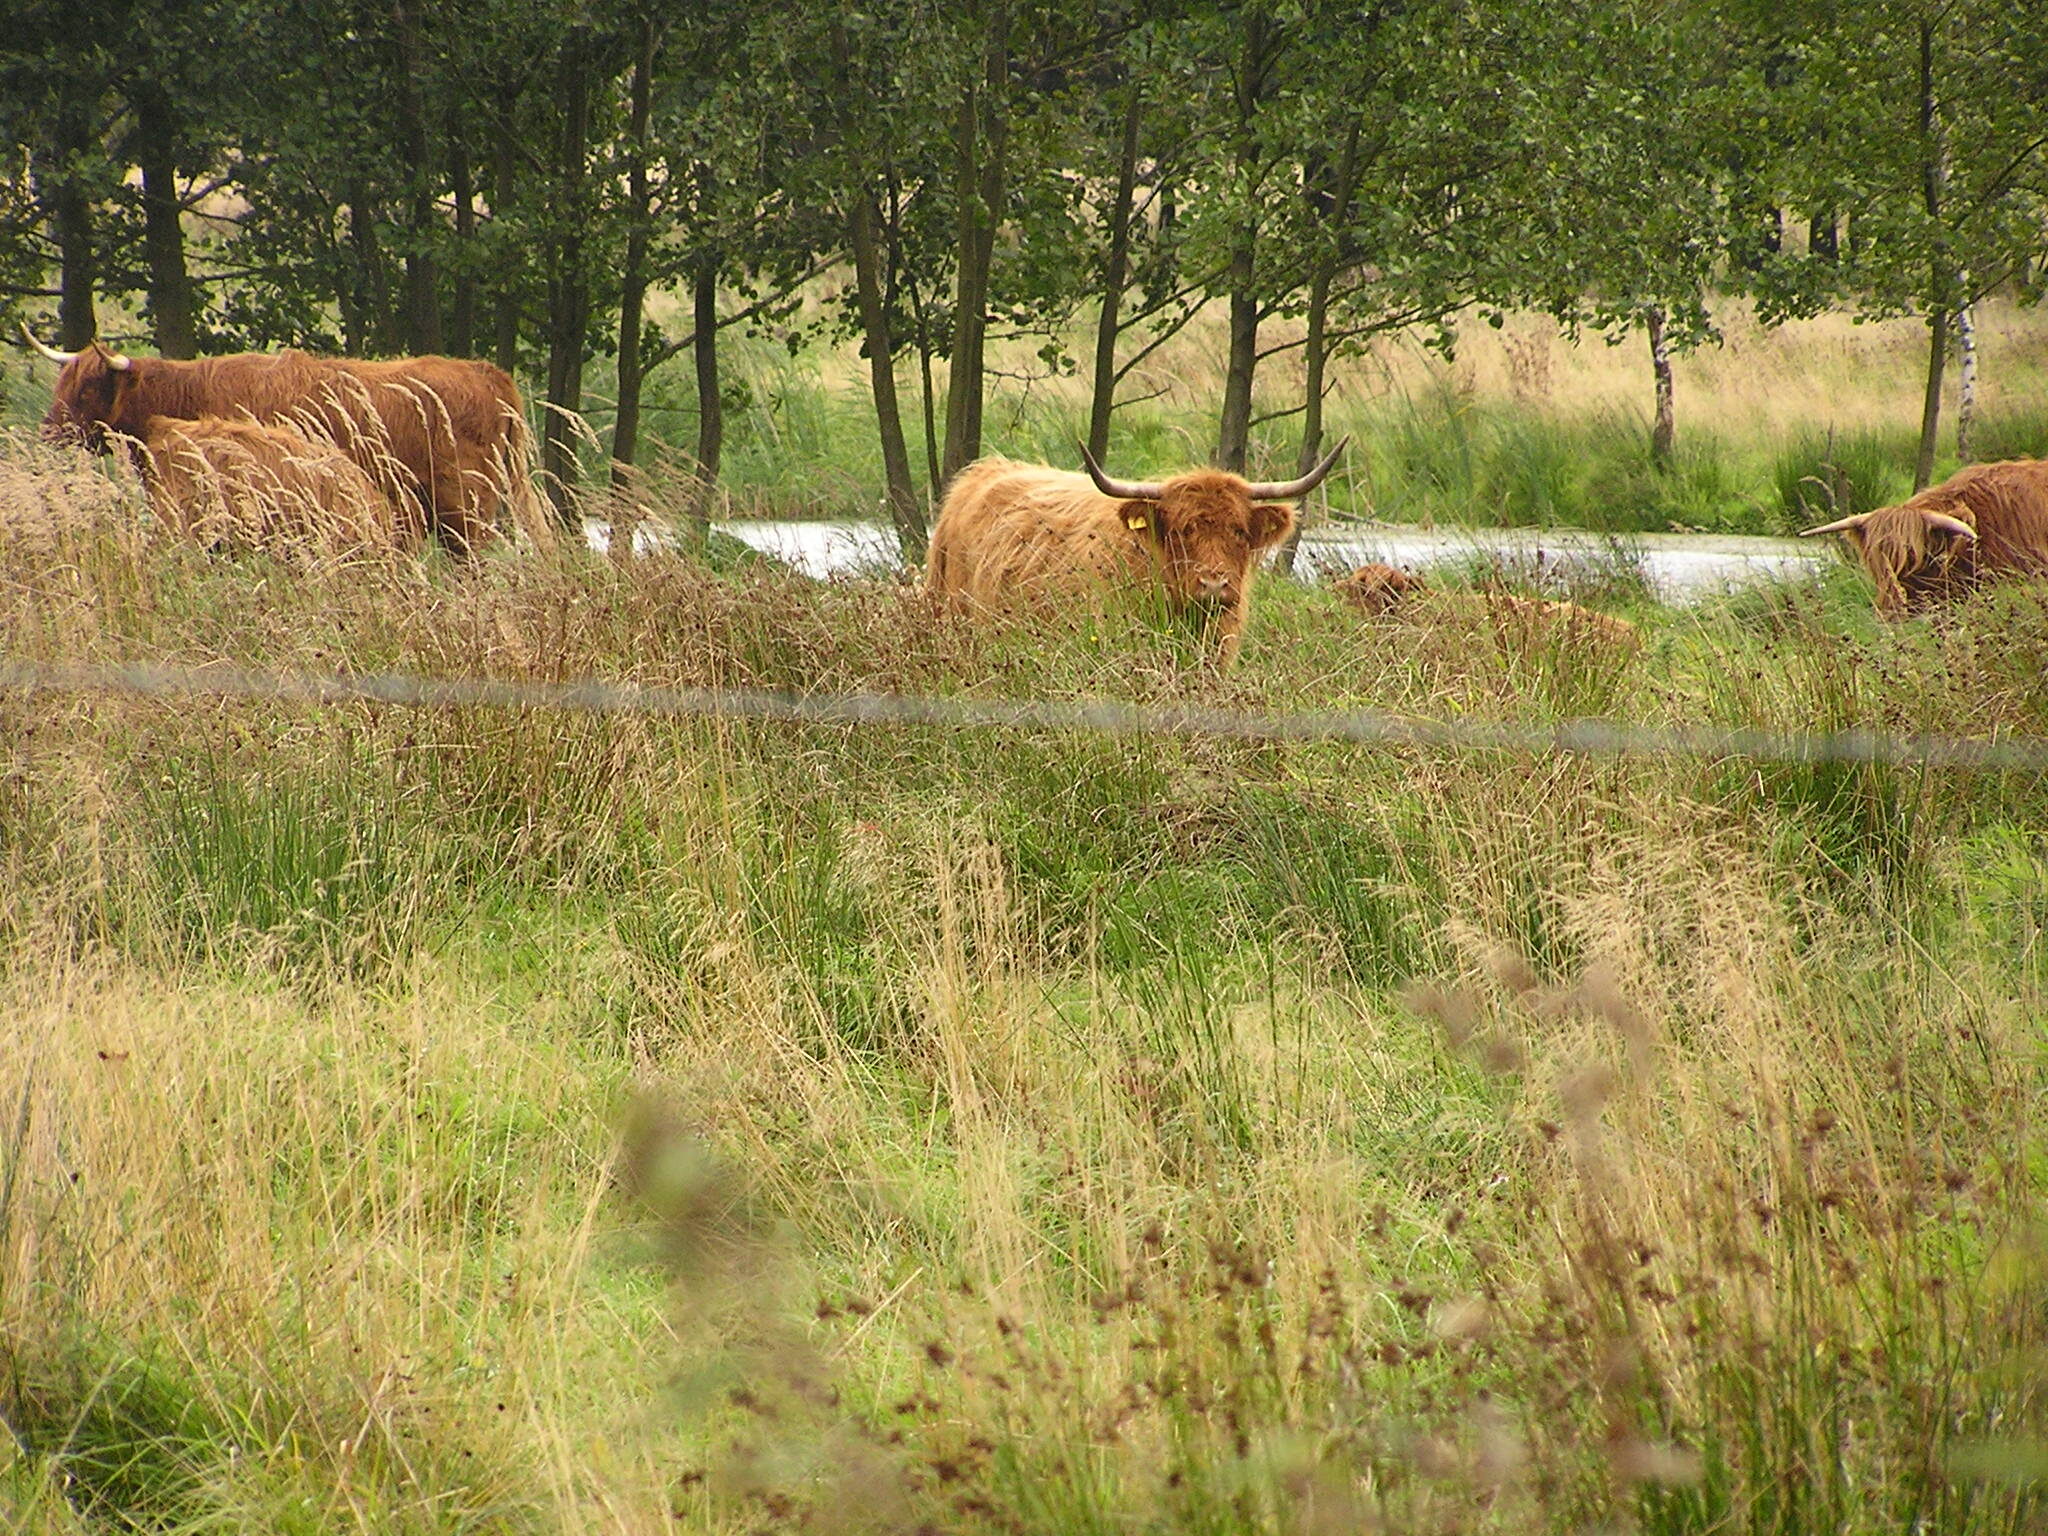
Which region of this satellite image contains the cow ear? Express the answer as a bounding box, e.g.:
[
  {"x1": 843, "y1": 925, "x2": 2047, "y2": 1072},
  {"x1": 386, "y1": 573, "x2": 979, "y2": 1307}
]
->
[
  {"x1": 1248, "y1": 502, "x2": 1295, "y2": 549},
  {"x1": 1120, "y1": 499, "x2": 1164, "y2": 541}
]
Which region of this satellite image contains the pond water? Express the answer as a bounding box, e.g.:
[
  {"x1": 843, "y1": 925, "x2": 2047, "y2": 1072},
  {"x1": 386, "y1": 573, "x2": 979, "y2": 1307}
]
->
[{"x1": 587, "y1": 518, "x2": 1835, "y2": 605}]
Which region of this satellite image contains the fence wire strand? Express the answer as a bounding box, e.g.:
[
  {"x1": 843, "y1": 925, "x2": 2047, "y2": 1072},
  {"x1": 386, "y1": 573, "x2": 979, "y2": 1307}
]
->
[{"x1": 4, "y1": 656, "x2": 2046, "y2": 773}]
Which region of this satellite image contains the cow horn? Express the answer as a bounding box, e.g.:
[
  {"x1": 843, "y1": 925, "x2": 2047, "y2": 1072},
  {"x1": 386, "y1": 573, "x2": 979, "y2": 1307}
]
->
[
  {"x1": 104, "y1": 347, "x2": 134, "y2": 371},
  {"x1": 1919, "y1": 509, "x2": 1976, "y2": 540},
  {"x1": 1798, "y1": 512, "x2": 1870, "y2": 537},
  {"x1": 1078, "y1": 441, "x2": 1165, "y2": 502},
  {"x1": 20, "y1": 324, "x2": 77, "y2": 365},
  {"x1": 1245, "y1": 437, "x2": 1350, "y2": 502}
]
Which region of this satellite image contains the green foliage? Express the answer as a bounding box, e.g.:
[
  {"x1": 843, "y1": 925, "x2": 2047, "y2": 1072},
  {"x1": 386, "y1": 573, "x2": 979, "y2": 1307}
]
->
[
  {"x1": 2, "y1": 1335, "x2": 223, "y2": 1530},
  {"x1": 1772, "y1": 428, "x2": 1917, "y2": 526},
  {"x1": 138, "y1": 759, "x2": 444, "y2": 975}
]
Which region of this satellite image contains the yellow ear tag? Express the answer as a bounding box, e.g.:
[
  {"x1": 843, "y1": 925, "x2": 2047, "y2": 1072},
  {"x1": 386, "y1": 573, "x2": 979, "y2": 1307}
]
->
[{"x1": 1126, "y1": 514, "x2": 1148, "y2": 530}]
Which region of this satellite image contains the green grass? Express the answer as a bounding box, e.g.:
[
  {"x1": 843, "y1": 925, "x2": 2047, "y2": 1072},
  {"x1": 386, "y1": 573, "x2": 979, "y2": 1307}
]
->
[{"x1": 2, "y1": 334, "x2": 2046, "y2": 1533}]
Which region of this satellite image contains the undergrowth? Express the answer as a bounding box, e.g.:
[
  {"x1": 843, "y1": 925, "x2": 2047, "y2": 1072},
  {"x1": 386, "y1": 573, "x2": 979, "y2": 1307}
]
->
[{"x1": 0, "y1": 441, "x2": 2042, "y2": 1533}]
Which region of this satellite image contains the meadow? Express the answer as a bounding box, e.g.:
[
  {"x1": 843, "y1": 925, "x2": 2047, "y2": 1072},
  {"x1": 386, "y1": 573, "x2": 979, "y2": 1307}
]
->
[
  {"x1": 0, "y1": 304, "x2": 2044, "y2": 1534},
  {"x1": 588, "y1": 295, "x2": 2048, "y2": 534}
]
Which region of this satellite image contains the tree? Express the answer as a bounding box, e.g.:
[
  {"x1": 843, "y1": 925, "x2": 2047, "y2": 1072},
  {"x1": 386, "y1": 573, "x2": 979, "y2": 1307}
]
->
[{"x1": 1771, "y1": 2, "x2": 2048, "y2": 486}]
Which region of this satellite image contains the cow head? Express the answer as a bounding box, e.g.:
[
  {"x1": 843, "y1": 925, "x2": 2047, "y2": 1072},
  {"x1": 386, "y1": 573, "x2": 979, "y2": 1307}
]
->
[
  {"x1": 1080, "y1": 440, "x2": 1344, "y2": 610},
  {"x1": 1800, "y1": 502, "x2": 1978, "y2": 618},
  {"x1": 22, "y1": 327, "x2": 139, "y2": 451}
]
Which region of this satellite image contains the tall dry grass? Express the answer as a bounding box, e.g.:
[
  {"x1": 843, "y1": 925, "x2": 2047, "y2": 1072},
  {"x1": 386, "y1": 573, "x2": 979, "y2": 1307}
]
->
[{"x1": 0, "y1": 439, "x2": 2043, "y2": 1532}]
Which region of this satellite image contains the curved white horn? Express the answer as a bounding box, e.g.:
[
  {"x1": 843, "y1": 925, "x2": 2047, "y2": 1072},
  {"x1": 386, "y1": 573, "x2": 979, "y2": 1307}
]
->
[
  {"x1": 1798, "y1": 512, "x2": 1870, "y2": 537},
  {"x1": 20, "y1": 324, "x2": 77, "y2": 365},
  {"x1": 1920, "y1": 510, "x2": 1976, "y2": 540},
  {"x1": 1078, "y1": 441, "x2": 1165, "y2": 502},
  {"x1": 1245, "y1": 436, "x2": 1350, "y2": 501},
  {"x1": 105, "y1": 347, "x2": 134, "y2": 371}
]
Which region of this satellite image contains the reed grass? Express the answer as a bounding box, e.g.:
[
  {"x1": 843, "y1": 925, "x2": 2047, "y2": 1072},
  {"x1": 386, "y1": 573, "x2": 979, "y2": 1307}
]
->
[{"x1": 1, "y1": 341, "x2": 2044, "y2": 1533}]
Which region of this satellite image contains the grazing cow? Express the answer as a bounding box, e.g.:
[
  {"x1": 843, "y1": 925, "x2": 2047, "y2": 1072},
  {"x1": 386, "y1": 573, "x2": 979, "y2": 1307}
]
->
[
  {"x1": 1335, "y1": 564, "x2": 1639, "y2": 646},
  {"x1": 139, "y1": 415, "x2": 422, "y2": 555},
  {"x1": 1800, "y1": 459, "x2": 2048, "y2": 617},
  {"x1": 23, "y1": 329, "x2": 543, "y2": 554},
  {"x1": 1335, "y1": 562, "x2": 1429, "y2": 615},
  {"x1": 927, "y1": 441, "x2": 1345, "y2": 665}
]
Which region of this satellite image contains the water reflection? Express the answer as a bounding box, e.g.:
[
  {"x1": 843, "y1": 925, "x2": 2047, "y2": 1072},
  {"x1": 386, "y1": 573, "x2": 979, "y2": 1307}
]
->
[{"x1": 586, "y1": 518, "x2": 1832, "y2": 604}]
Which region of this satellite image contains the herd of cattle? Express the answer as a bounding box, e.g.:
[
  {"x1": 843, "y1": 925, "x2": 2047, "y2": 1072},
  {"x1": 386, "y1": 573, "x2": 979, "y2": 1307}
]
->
[{"x1": 19, "y1": 330, "x2": 2048, "y2": 656}]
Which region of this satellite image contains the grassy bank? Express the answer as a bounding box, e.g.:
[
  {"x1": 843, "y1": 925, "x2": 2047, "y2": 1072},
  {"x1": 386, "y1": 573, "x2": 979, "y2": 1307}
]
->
[
  {"x1": 12, "y1": 298, "x2": 2048, "y2": 538},
  {"x1": 601, "y1": 297, "x2": 2048, "y2": 535},
  {"x1": 0, "y1": 444, "x2": 2044, "y2": 1532}
]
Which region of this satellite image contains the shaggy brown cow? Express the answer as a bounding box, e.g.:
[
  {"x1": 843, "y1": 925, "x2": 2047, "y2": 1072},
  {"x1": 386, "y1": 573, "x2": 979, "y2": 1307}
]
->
[
  {"x1": 927, "y1": 441, "x2": 1345, "y2": 665},
  {"x1": 139, "y1": 415, "x2": 422, "y2": 555},
  {"x1": 1335, "y1": 563, "x2": 1639, "y2": 647},
  {"x1": 1483, "y1": 591, "x2": 1640, "y2": 649},
  {"x1": 1800, "y1": 458, "x2": 2048, "y2": 617},
  {"x1": 1335, "y1": 562, "x2": 1429, "y2": 615},
  {"x1": 24, "y1": 330, "x2": 543, "y2": 554}
]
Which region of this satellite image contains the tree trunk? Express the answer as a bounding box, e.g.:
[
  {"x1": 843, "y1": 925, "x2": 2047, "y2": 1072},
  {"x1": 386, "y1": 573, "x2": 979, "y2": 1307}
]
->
[
  {"x1": 830, "y1": 21, "x2": 923, "y2": 554},
  {"x1": 1647, "y1": 305, "x2": 1675, "y2": 467},
  {"x1": 448, "y1": 109, "x2": 477, "y2": 356},
  {"x1": 392, "y1": 0, "x2": 442, "y2": 355},
  {"x1": 1914, "y1": 18, "x2": 1949, "y2": 492},
  {"x1": 542, "y1": 27, "x2": 591, "y2": 528},
  {"x1": 1277, "y1": 121, "x2": 1361, "y2": 574},
  {"x1": 1216, "y1": 264, "x2": 1258, "y2": 471},
  {"x1": 690, "y1": 254, "x2": 723, "y2": 541},
  {"x1": 492, "y1": 90, "x2": 520, "y2": 376},
  {"x1": 1086, "y1": 84, "x2": 1143, "y2": 463},
  {"x1": 1214, "y1": 10, "x2": 1275, "y2": 472},
  {"x1": 1915, "y1": 306, "x2": 1948, "y2": 492},
  {"x1": 345, "y1": 180, "x2": 399, "y2": 356},
  {"x1": 610, "y1": 14, "x2": 658, "y2": 483},
  {"x1": 848, "y1": 191, "x2": 924, "y2": 553},
  {"x1": 50, "y1": 81, "x2": 98, "y2": 349},
  {"x1": 911, "y1": 278, "x2": 943, "y2": 492},
  {"x1": 131, "y1": 85, "x2": 197, "y2": 359},
  {"x1": 1808, "y1": 210, "x2": 1838, "y2": 263},
  {"x1": 1955, "y1": 299, "x2": 1977, "y2": 465},
  {"x1": 940, "y1": 1, "x2": 1009, "y2": 484}
]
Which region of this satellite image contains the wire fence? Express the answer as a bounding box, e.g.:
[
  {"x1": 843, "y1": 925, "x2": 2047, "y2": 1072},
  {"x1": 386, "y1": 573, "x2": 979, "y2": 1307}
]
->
[{"x1": 4, "y1": 656, "x2": 2046, "y2": 773}]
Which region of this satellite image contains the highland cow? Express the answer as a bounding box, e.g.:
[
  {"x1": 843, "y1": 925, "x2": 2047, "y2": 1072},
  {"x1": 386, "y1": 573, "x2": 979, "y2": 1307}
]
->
[
  {"x1": 24, "y1": 330, "x2": 543, "y2": 554},
  {"x1": 926, "y1": 441, "x2": 1345, "y2": 665},
  {"x1": 1335, "y1": 563, "x2": 1639, "y2": 647},
  {"x1": 1800, "y1": 459, "x2": 2048, "y2": 617},
  {"x1": 139, "y1": 415, "x2": 422, "y2": 555},
  {"x1": 1335, "y1": 562, "x2": 1429, "y2": 615}
]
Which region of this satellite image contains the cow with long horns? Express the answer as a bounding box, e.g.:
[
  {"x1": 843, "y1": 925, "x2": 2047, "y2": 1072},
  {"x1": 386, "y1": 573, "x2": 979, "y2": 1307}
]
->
[
  {"x1": 1800, "y1": 459, "x2": 2048, "y2": 617},
  {"x1": 22, "y1": 329, "x2": 544, "y2": 555},
  {"x1": 926, "y1": 442, "x2": 1345, "y2": 665}
]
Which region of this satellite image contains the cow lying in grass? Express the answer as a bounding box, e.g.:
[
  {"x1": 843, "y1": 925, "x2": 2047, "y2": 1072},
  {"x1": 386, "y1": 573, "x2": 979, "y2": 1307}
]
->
[
  {"x1": 926, "y1": 442, "x2": 1345, "y2": 666},
  {"x1": 140, "y1": 416, "x2": 423, "y2": 556},
  {"x1": 1336, "y1": 563, "x2": 1640, "y2": 647},
  {"x1": 1800, "y1": 459, "x2": 2048, "y2": 617}
]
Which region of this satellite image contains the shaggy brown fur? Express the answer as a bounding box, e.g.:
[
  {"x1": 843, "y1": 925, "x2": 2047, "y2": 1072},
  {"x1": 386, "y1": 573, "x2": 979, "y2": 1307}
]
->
[
  {"x1": 926, "y1": 458, "x2": 1296, "y2": 665},
  {"x1": 40, "y1": 343, "x2": 544, "y2": 554},
  {"x1": 141, "y1": 416, "x2": 422, "y2": 555},
  {"x1": 1801, "y1": 458, "x2": 2048, "y2": 617},
  {"x1": 1336, "y1": 564, "x2": 1639, "y2": 647},
  {"x1": 1481, "y1": 591, "x2": 1641, "y2": 649},
  {"x1": 1335, "y1": 562, "x2": 1429, "y2": 615}
]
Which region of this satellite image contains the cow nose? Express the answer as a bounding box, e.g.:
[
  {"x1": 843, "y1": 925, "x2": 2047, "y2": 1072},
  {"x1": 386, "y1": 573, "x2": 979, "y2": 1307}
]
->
[{"x1": 1198, "y1": 573, "x2": 1230, "y2": 593}]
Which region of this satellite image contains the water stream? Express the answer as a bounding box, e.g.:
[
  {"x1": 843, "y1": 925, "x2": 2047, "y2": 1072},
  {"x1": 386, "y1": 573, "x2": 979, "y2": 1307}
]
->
[{"x1": 589, "y1": 519, "x2": 1834, "y2": 604}]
